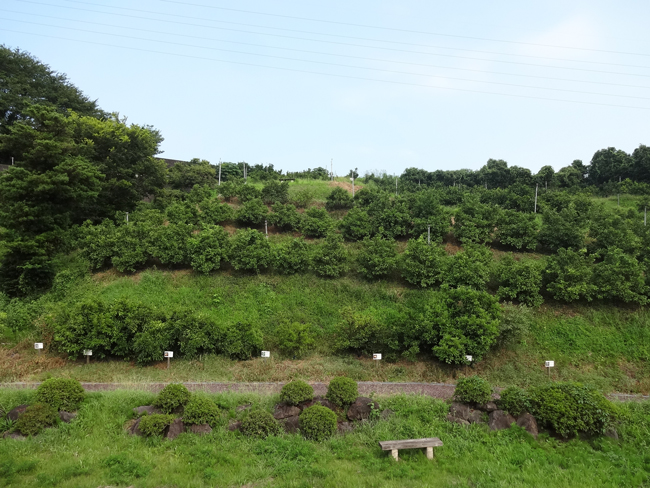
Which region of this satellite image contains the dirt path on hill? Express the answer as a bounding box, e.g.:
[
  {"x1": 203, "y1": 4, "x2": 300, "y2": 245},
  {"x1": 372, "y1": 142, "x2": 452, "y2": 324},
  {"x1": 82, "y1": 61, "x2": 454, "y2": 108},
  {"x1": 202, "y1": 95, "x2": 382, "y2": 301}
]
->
[{"x1": 1, "y1": 381, "x2": 646, "y2": 402}]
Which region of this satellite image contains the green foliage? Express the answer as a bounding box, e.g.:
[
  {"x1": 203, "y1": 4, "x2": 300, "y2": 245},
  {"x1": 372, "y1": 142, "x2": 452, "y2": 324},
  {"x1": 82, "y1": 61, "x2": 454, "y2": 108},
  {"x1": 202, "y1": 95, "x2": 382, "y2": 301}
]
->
[
  {"x1": 236, "y1": 198, "x2": 268, "y2": 226},
  {"x1": 187, "y1": 225, "x2": 230, "y2": 274},
  {"x1": 138, "y1": 414, "x2": 175, "y2": 437},
  {"x1": 496, "y1": 255, "x2": 544, "y2": 307},
  {"x1": 538, "y1": 207, "x2": 587, "y2": 251},
  {"x1": 410, "y1": 191, "x2": 451, "y2": 241},
  {"x1": 400, "y1": 237, "x2": 446, "y2": 287},
  {"x1": 219, "y1": 321, "x2": 263, "y2": 360},
  {"x1": 497, "y1": 303, "x2": 532, "y2": 346},
  {"x1": 276, "y1": 321, "x2": 315, "y2": 358},
  {"x1": 334, "y1": 307, "x2": 389, "y2": 356},
  {"x1": 454, "y1": 197, "x2": 498, "y2": 244},
  {"x1": 325, "y1": 187, "x2": 353, "y2": 211},
  {"x1": 198, "y1": 199, "x2": 234, "y2": 224},
  {"x1": 280, "y1": 380, "x2": 314, "y2": 406},
  {"x1": 35, "y1": 378, "x2": 85, "y2": 411},
  {"x1": 291, "y1": 189, "x2": 313, "y2": 208},
  {"x1": 299, "y1": 405, "x2": 337, "y2": 441},
  {"x1": 496, "y1": 210, "x2": 539, "y2": 251},
  {"x1": 357, "y1": 236, "x2": 397, "y2": 279},
  {"x1": 528, "y1": 382, "x2": 618, "y2": 437},
  {"x1": 272, "y1": 238, "x2": 311, "y2": 275},
  {"x1": 588, "y1": 207, "x2": 640, "y2": 256},
  {"x1": 339, "y1": 208, "x2": 373, "y2": 241},
  {"x1": 154, "y1": 384, "x2": 191, "y2": 414},
  {"x1": 166, "y1": 201, "x2": 200, "y2": 226},
  {"x1": 237, "y1": 184, "x2": 262, "y2": 203},
  {"x1": 454, "y1": 376, "x2": 492, "y2": 405},
  {"x1": 326, "y1": 377, "x2": 358, "y2": 407},
  {"x1": 592, "y1": 247, "x2": 647, "y2": 304},
  {"x1": 13, "y1": 404, "x2": 58, "y2": 436},
  {"x1": 168, "y1": 161, "x2": 215, "y2": 190},
  {"x1": 219, "y1": 180, "x2": 240, "y2": 202},
  {"x1": 150, "y1": 223, "x2": 191, "y2": 266},
  {"x1": 111, "y1": 222, "x2": 153, "y2": 272},
  {"x1": 78, "y1": 220, "x2": 117, "y2": 270},
  {"x1": 310, "y1": 233, "x2": 349, "y2": 277},
  {"x1": 261, "y1": 181, "x2": 289, "y2": 204},
  {"x1": 269, "y1": 203, "x2": 301, "y2": 232},
  {"x1": 182, "y1": 396, "x2": 221, "y2": 426},
  {"x1": 371, "y1": 200, "x2": 411, "y2": 239},
  {"x1": 240, "y1": 410, "x2": 282, "y2": 438},
  {"x1": 229, "y1": 229, "x2": 272, "y2": 273},
  {"x1": 443, "y1": 245, "x2": 491, "y2": 290},
  {"x1": 300, "y1": 207, "x2": 334, "y2": 238},
  {"x1": 545, "y1": 248, "x2": 596, "y2": 302},
  {"x1": 498, "y1": 386, "x2": 530, "y2": 416}
]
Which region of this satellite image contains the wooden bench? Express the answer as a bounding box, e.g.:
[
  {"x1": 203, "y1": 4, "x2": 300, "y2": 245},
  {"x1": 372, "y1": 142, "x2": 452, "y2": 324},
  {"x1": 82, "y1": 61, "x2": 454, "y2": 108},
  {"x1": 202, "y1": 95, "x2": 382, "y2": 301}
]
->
[{"x1": 378, "y1": 438, "x2": 443, "y2": 461}]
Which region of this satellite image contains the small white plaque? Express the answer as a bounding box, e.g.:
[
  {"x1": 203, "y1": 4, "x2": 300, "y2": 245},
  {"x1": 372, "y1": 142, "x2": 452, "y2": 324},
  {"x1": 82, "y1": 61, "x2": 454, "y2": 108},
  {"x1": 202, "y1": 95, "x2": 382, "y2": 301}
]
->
[
  {"x1": 83, "y1": 350, "x2": 92, "y2": 356},
  {"x1": 545, "y1": 360, "x2": 554, "y2": 368},
  {"x1": 465, "y1": 355, "x2": 473, "y2": 362},
  {"x1": 34, "y1": 343, "x2": 43, "y2": 350},
  {"x1": 164, "y1": 351, "x2": 174, "y2": 358},
  {"x1": 261, "y1": 351, "x2": 270, "y2": 358},
  {"x1": 373, "y1": 353, "x2": 382, "y2": 360}
]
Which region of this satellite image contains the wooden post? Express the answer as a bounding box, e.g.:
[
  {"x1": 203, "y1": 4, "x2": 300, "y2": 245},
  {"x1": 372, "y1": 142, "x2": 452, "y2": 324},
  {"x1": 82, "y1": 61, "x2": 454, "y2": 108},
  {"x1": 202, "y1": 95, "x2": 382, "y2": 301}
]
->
[
  {"x1": 167, "y1": 356, "x2": 170, "y2": 369},
  {"x1": 86, "y1": 355, "x2": 89, "y2": 365},
  {"x1": 391, "y1": 449, "x2": 399, "y2": 461},
  {"x1": 426, "y1": 447, "x2": 433, "y2": 460}
]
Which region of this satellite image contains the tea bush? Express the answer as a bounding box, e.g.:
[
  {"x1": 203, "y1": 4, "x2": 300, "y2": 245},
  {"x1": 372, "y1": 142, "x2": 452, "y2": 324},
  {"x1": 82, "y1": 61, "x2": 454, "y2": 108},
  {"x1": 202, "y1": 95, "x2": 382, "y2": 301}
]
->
[
  {"x1": 326, "y1": 377, "x2": 358, "y2": 407},
  {"x1": 454, "y1": 376, "x2": 492, "y2": 405},
  {"x1": 154, "y1": 384, "x2": 191, "y2": 414},
  {"x1": 35, "y1": 378, "x2": 85, "y2": 411},
  {"x1": 182, "y1": 396, "x2": 221, "y2": 426},
  {"x1": 280, "y1": 380, "x2": 314, "y2": 406},
  {"x1": 240, "y1": 410, "x2": 282, "y2": 438},
  {"x1": 300, "y1": 405, "x2": 337, "y2": 441}
]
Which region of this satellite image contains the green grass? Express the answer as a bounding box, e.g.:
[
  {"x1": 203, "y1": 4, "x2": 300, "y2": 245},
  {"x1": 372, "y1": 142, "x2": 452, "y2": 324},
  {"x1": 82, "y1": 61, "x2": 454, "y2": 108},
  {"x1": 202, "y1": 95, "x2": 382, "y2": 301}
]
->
[
  {"x1": 1, "y1": 389, "x2": 649, "y2": 487},
  {"x1": 591, "y1": 193, "x2": 642, "y2": 211}
]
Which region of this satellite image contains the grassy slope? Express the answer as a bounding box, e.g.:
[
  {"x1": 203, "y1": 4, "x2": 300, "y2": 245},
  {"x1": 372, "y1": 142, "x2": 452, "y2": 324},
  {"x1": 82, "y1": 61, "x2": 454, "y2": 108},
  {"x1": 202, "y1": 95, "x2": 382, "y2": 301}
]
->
[{"x1": 1, "y1": 389, "x2": 649, "y2": 488}]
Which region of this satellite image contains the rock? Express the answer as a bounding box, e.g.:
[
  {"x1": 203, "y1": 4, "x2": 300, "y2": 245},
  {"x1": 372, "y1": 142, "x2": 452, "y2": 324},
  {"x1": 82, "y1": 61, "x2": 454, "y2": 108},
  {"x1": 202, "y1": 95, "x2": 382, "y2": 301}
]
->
[
  {"x1": 300, "y1": 396, "x2": 337, "y2": 412},
  {"x1": 187, "y1": 423, "x2": 212, "y2": 436},
  {"x1": 488, "y1": 410, "x2": 516, "y2": 431},
  {"x1": 166, "y1": 418, "x2": 184, "y2": 440},
  {"x1": 449, "y1": 402, "x2": 471, "y2": 421},
  {"x1": 337, "y1": 421, "x2": 355, "y2": 433},
  {"x1": 380, "y1": 409, "x2": 394, "y2": 420},
  {"x1": 59, "y1": 411, "x2": 77, "y2": 423},
  {"x1": 273, "y1": 403, "x2": 301, "y2": 420},
  {"x1": 3, "y1": 431, "x2": 26, "y2": 440},
  {"x1": 446, "y1": 414, "x2": 470, "y2": 426},
  {"x1": 128, "y1": 417, "x2": 143, "y2": 436},
  {"x1": 468, "y1": 410, "x2": 484, "y2": 424},
  {"x1": 7, "y1": 405, "x2": 28, "y2": 422},
  {"x1": 228, "y1": 420, "x2": 242, "y2": 432},
  {"x1": 236, "y1": 404, "x2": 252, "y2": 413},
  {"x1": 516, "y1": 413, "x2": 538, "y2": 438},
  {"x1": 280, "y1": 415, "x2": 300, "y2": 434},
  {"x1": 347, "y1": 397, "x2": 380, "y2": 421},
  {"x1": 133, "y1": 405, "x2": 162, "y2": 416},
  {"x1": 479, "y1": 402, "x2": 498, "y2": 412},
  {"x1": 604, "y1": 428, "x2": 619, "y2": 440}
]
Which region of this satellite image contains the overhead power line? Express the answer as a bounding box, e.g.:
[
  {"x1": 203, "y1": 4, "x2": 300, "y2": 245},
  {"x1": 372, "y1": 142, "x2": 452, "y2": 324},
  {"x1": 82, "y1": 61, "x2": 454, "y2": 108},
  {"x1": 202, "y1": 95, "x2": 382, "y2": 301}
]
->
[
  {"x1": 5, "y1": 17, "x2": 650, "y2": 100},
  {"x1": 4, "y1": 10, "x2": 648, "y2": 90},
  {"x1": 4, "y1": 28, "x2": 649, "y2": 111}
]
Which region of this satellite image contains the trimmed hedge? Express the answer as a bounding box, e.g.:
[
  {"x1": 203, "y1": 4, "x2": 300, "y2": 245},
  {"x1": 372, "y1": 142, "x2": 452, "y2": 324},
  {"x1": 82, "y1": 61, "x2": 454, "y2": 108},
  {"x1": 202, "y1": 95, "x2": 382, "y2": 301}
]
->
[
  {"x1": 35, "y1": 378, "x2": 85, "y2": 412},
  {"x1": 240, "y1": 410, "x2": 282, "y2": 438},
  {"x1": 454, "y1": 376, "x2": 492, "y2": 405},
  {"x1": 154, "y1": 384, "x2": 191, "y2": 414},
  {"x1": 139, "y1": 414, "x2": 175, "y2": 437},
  {"x1": 183, "y1": 396, "x2": 221, "y2": 426},
  {"x1": 326, "y1": 377, "x2": 358, "y2": 408},
  {"x1": 13, "y1": 404, "x2": 58, "y2": 436},
  {"x1": 280, "y1": 380, "x2": 314, "y2": 406},
  {"x1": 300, "y1": 405, "x2": 337, "y2": 441},
  {"x1": 498, "y1": 385, "x2": 529, "y2": 417}
]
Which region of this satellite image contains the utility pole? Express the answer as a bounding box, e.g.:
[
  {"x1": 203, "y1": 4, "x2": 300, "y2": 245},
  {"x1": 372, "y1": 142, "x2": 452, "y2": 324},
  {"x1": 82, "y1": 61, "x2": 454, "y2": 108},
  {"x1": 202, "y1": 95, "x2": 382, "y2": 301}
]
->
[
  {"x1": 618, "y1": 176, "x2": 621, "y2": 206},
  {"x1": 534, "y1": 184, "x2": 538, "y2": 213},
  {"x1": 331, "y1": 159, "x2": 333, "y2": 181},
  {"x1": 395, "y1": 176, "x2": 398, "y2": 196},
  {"x1": 427, "y1": 225, "x2": 431, "y2": 245},
  {"x1": 218, "y1": 159, "x2": 222, "y2": 186},
  {"x1": 545, "y1": 181, "x2": 547, "y2": 192},
  {"x1": 243, "y1": 162, "x2": 247, "y2": 184},
  {"x1": 351, "y1": 175, "x2": 355, "y2": 197},
  {"x1": 11, "y1": 157, "x2": 14, "y2": 166},
  {"x1": 265, "y1": 220, "x2": 268, "y2": 239}
]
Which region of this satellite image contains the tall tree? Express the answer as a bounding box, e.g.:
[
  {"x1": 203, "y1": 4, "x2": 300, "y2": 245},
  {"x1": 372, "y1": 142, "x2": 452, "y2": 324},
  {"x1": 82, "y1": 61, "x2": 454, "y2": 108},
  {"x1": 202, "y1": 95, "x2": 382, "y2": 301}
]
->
[{"x1": 588, "y1": 147, "x2": 633, "y2": 185}]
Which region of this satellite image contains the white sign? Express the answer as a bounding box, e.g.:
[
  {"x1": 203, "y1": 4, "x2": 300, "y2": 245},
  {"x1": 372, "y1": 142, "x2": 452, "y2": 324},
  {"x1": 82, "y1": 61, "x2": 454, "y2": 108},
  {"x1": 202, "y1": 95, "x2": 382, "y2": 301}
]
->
[
  {"x1": 164, "y1": 351, "x2": 174, "y2": 358},
  {"x1": 465, "y1": 355, "x2": 473, "y2": 362},
  {"x1": 34, "y1": 343, "x2": 43, "y2": 350},
  {"x1": 83, "y1": 350, "x2": 92, "y2": 356},
  {"x1": 261, "y1": 351, "x2": 270, "y2": 358},
  {"x1": 545, "y1": 361, "x2": 554, "y2": 368},
  {"x1": 373, "y1": 353, "x2": 382, "y2": 360}
]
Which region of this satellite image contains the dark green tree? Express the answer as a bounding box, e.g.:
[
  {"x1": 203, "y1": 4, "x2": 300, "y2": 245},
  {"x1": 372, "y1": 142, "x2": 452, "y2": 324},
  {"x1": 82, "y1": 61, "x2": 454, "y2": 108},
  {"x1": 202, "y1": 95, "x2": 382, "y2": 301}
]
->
[
  {"x1": 357, "y1": 236, "x2": 398, "y2": 279},
  {"x1": 310, "y1": 233, "x2": 349, "y2": 277}
]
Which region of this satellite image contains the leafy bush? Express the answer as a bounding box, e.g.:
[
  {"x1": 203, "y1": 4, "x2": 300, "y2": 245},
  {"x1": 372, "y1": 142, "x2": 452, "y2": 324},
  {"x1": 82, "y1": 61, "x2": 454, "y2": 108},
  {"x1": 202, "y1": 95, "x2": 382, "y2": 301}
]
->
[
  {"x1": 229, "y1": 229, "x2": 272, "y2": 272},
  {"x1": 357, "y1": 236, "x2": 397, "y2": 279},
  {"x1": 154, "y1": 384, "x2": 191, "y2": 414},
  {"x1": 272, "y1": 238, "x2": 311, "y2": 274},
  {"x1": 79, "y1": 220, "x2": 117, "y2": 269},
  {"x1": 495, "y1": 255, "x2": 544, "y2": 307},
  {"x1": 111, "y1": 222, "x2": 153, "y2": 272},
  {"x1": 218, "y1": 321, "x2": 263, "y2": 360},
  {"x1": 292, "y1": 189, "x2": 314, "y2": 208},
  {"x1": 219, "y1": 180, "x2": 240, "y2": 202},
  {"x1": 182, "y1": 396, "x2": 221, "y2": 426},
  {"x1": 496, "y1": 210, "x2": 539, "y2": 251},
  {"x1": 326, "y1": 377, "x2": 358, "y2": 407},
  {"x1": 237, "y1": 184, "x2": 262, "y2": 203},
  {"x1": 334, "y1": 307, "x2": 389, "y2": 356},
  {"x1": 165, "y1": 201, "x2": 200, "y2": 226},
  {"x1": 443, "y1": 244, "x2": 491, "y2": 290},
  {"x1": 544, "y1": 248, "x2": 596, "y2": 302},
  {"x1": 300, "y1": 207, "x2": 334, "y2": 238},
  {"x1": 149, "y1": 223, "x2": 191, "y2": 266},
  {"x1": 236, "y1": 198, "x2": 268, "y2": 226},
  {"x1": 280, "y1": 380, "x2": 314, "y2": 406},
  {"x1": 138, "y1": 414, "x2": 175, "y2": 437},
  {"x1": 400, "y1": 237, "x2": 446, "y2": 287},
  {"x1": 528, "y1": 382, "x2": 618, "y2": 437},
  {"x1": 497, "y1": 303, "x2": 532, "y2": 346},
  {"x1": 187, "y1": 225, "x2": 230, "y2": 274},
  {"x1": 261, "y1": 180, "x2": 289, "y2": 204},
  {"x1": 498, "y1": 386, "x2": 529, "y2": 416},
  {"x1": 299, "y1": 405, "x2": 337, "y2": 441},
  {"x1": 269, "y1": 203, "x2": 302, "y2": 232},
  {"x1": 35, "y1": 378, "x2": 85, "y2": 411},
  {"x1": 339, "y1": 208, "x2": 373, "y2": 241},
  {"x1": 592, "y1": 247, "x2": 647, "y2": 304},
  {"x1": 454, "y1": 376, "x2": 492, "y2": 405},
  {"x1": 240, "y1": 410, "x2": 282, "y2": 438},
  {"x1": 325, "y1": 187, "x2": 353, "y2": 211},
  {"x1": 310, "y1": 233, "x2": 349, "y2": 278},
  {"x1": 371, "y1": 200, "x2": 411, "y2": 239},
  {"x1": 276, "y1": 321, "x2": 315, "y2": 358},
  {"x1": 13, "y1": 404, "x2": 58, "y2": 436},
  {"x1": 410, "y1": 191, "x2": 450, "y2": 241},
  {"x1": 198, "y1": 199, "x2": 234, "y2": 224},
  {"x1": 538, "y1": 207, "x2": 587, "y2": 251},
  {"x1": 454, "y1": 197, "x2": 498, "y2": 244}
]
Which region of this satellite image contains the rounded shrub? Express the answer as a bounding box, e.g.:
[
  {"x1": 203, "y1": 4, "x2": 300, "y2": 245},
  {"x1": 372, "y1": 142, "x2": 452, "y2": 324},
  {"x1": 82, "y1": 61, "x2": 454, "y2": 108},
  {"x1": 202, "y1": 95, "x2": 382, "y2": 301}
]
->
[
  {"x1": 13, "y1": 404, "x2": 58, "y2": 436},
  {"x1": 300, "y1": 405, "x2": 337, "y2": 441},
  {"x1": 240, "y1": 410, "x2": 282, "y2": 438},
  {"x1": 154, "y1": 384, "x2": 191, "y2": 414},
  {"x1": 182, "y1": 396, "x2": 221, "y2": 426},
  {"x1": 528, "y1": 382, "x2": 618, "y2": 437},
  {"x1": 454, "y1": 376, "x2": 492, "y2": 405},
  {"x1": 280, "y1": 380, "x2": 314, "y2": 406},
  {"x1": 138, "y1": 414, "x2": 175, "y2": 437},
  {"x1": 498, "y1": 386, "x2": 530, "y2": 416},
  {"x1": 326, "y1": 377, "x2": 358, "y2": 408},
  {"x1": 35, "y1": 378, "x2": 85, "y2": 411}
]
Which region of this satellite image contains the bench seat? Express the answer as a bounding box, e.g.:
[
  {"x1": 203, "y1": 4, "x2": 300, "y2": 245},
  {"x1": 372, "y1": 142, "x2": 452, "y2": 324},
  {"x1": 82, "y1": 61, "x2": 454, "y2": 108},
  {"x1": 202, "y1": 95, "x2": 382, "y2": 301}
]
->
[{"x1": 379, "y1": 437, "x2": 443, "y2": 461}]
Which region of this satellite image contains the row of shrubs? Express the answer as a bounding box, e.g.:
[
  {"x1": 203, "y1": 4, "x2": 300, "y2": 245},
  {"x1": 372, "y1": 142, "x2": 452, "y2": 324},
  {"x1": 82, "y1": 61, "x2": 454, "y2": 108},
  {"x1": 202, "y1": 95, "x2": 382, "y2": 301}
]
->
[{"x1": 455, "y1": 376, "x2": 619, "y2": 437}]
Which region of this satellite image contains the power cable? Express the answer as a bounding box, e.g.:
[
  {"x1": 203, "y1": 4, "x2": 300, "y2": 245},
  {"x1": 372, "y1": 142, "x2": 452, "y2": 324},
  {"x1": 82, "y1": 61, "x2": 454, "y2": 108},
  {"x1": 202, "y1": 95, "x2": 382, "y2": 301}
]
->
[
  {"x1": 5, "y1": 17, "x2": 650, "y2": 100},
  {"x1": 4, "y1": 28, "x2": 649, "y2": 111},
  {"x1": 4, "y1": 9, "x2": 648, "y2": 90}
]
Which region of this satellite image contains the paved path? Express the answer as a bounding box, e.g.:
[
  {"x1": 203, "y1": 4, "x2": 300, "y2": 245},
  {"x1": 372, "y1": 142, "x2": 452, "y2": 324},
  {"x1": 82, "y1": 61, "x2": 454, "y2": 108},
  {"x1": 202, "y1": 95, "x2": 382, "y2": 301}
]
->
[{"x1": 1, "y1": 382, "x2": 647, "y2": 401}]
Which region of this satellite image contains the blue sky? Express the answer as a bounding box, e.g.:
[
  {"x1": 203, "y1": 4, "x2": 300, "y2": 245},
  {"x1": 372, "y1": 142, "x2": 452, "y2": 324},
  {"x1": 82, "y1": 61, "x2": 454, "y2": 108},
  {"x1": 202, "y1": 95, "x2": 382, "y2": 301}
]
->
[{"x1": 2, "y1": 0, "x2": 650, "y2": 176}]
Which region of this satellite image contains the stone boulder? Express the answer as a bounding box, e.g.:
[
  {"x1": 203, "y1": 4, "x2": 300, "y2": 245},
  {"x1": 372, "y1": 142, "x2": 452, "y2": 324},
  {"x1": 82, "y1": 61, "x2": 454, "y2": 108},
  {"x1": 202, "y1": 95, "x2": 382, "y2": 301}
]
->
[
  {"x1": 347, "y1": 397, "x2": 380, "y2": 421},
  {"x1": 7, "y1": 405, "x2": 28, "y2": 422},
  {"x1": 337, "y1": 421, "x2": 355, "y2": 433},
  {"x1": 133, "y1": 405, "x2": 162, "y2": 416},
  {"x1": 3, "y1": 431, "x2": 26, "y2": 440},
  {"x1": 280, "y1": 415, "x2": 300, "y2": 434},
  {"x1": 446, "y1": 414, "x2": 470, "y2": 426},
  {"x1": 479, "y1": 402, "x2": 498, "y2": 412},
  {"x1": 228, "y1": 420, "x2": 241, "y2": 432},
  {"x1": 127, "y1": 418, "x2": 143, "y2": 436},
  {"x1": 300, "y1": 396, "x2": 337, "y2": 412},
  {"x1": 59, "y1": 411, "x2": 77, "y2": 423},
  {"x1": 605, "y1": 428, "x2": 619, "y2": 441},
  {"x1": 468, "y1": 410, "x2": 484, "y2": 424},
  {"x1": 236, "y1": 403, "x2": 252, "y2": 413},
  {"x1": 380, "y1": 409, "x2": 394, "y2": 420},
  {"x1": 187, "y1": 423, "x2": 212, "y2": 436},
  {"x1": 166, "y1": 418, "x2": 184, "y2": 440},
  {"x1": 273, "y1": 403, "x2": 301, "y2": 420},
  {"x1": 488, "y1": 410, "x2": 516, "y2": 431},
  {"x1": 516, "y1": 413, "x2": 538, "y2": 438},
  {"x1": 448, "y1": 402, "x2": 471, "y2": 421}
]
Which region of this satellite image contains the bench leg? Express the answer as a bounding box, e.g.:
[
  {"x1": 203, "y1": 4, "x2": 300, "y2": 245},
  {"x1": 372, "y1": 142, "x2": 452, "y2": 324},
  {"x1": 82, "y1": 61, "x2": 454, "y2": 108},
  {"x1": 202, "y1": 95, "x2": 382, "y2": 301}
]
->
[
  {"x1": 426, "y1": 447, "x2": 433, "y2": 460},
  {"x1": 391, "y1": 449, "x2": 399, "y2": 461}
]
